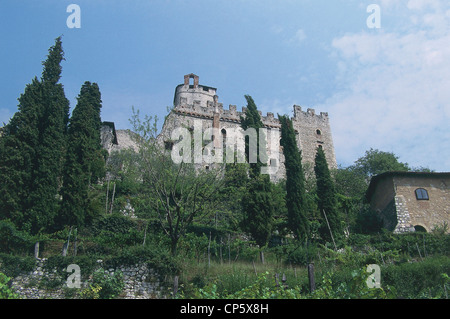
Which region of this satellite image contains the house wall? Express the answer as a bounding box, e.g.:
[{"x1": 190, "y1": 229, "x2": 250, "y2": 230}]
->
[{"x1": 394, "y1": 175, "x2": 450, "y2": 232}]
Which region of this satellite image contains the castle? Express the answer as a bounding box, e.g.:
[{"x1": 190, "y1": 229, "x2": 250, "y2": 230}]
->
[{"x1": 102, "y1": 73, "x2": 337, "y2": 182}]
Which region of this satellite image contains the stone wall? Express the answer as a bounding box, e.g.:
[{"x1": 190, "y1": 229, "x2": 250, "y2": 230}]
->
[
  {"x1": 100, "y1": 74, "x2": 337, "y2": 182},
  {"x1": 393, "y1": 195, "x2": 415, "y2": 233},
  {"x1": 368, "y1": 172, "x2": 450, "y2": 234},
  {"x1": 394, "y1": 175, "x2": 450, "y2": 232},
  {"x1": 157, "y1": 74, "x2": 337, "y2": 182},
  {"x1": 8, "y1": 258, "x2": 167, "y2": 299}
]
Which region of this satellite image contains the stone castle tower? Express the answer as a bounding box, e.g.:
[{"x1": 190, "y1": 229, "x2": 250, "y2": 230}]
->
[{"x1": 157, "y1": 73, "x2": 337, "y2": 182}]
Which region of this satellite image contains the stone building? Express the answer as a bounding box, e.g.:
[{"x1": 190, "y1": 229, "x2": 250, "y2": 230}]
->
[
  {"x1": 156, "y1": 73, "x2": 337, "y2": 182},
  {"x1": 366, "y1": 171, "x2": 450, "y2": 233}
]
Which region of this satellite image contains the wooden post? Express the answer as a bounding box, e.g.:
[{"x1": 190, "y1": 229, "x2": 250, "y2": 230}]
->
[
  {"x1": 208, "y1": 232, "x2": 212, "y2": 266},
  {"x1": 109, "y1": 182, "x2": 116, "y2": 214},
  {"x1": 416, "y1": 243, "x2": 424, "y2": 261},
  {"x1": 34, "y1": 242, "x2": 40, "y2": 259},
  {"x1": 62, "y1": 242, "x2": 68, "y2": 257},
  {"x1": 228, "y1": 233, "x2": 231, "y2": 265},
  {"x1": 308, "y1": 263, "x2": 316, "y2": 293},
  {"x1": 252, "y1": 261, "x2": 257, "y2": 276},
  {"x1": 73, "y1": 228, "x2": 78, "y2": 257},
  {"x1": 62, "y1": 227, "x2": 72, "y2": 257},
  {"x1": 219, "y1": 236, "x2": 223, "y2": 264},
  {"x1": 105, "y1": 178, "x2": 110, "y2": 214},
  {"x1": 323, "y1": 210, "x2": 337, "y2": 251},
  {"x1": 173, "y1": 275, "x2": 179, "y2": 299}
]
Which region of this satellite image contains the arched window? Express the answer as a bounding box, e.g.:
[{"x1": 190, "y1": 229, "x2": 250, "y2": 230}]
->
[
  {"x1": 415, "y1": 188, "x2": 429, "y2": 200},
  {"x1": 316, "y1": 129, "x2": 322, "y2": 135},
  {"x1": 221, "y1": 129, "x2": 227, "y2": 149},
  {"x1": 414, "y1": 225, "x2": 427, "y2": 232}
]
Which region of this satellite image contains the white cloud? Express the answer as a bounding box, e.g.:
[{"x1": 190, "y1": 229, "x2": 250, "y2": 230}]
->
[
  {"x1": 407, "y1": 0, "x2": 440, "y2": 11},
  {"x1": 320, "y1": 1, "x2": 450, "y2": 171}
]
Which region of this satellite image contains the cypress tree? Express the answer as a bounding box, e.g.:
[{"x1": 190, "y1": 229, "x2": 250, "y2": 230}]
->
[
  {"x1": 241, "y1": 174, "x2": 275, "y2": 263},
  {"x1": 240, "y1": 95, "x2": 267, "y2": 178},
  {"x1": 279, "y1": 114, "x2": 309, "y2": 240},
  {"x1": 59, "y1": 82, "x2": 105, "y2": 228},
  {"x1": 239, "y1": 95, "x2": 273, "y2": 262},
  {"x1": 0, "y1": 37, "x2": 69, "y2": 234},
  {"x1": 27, "y1": 36, "x2": 70, "y2": 234},
  {"x1": 0, "y1": 78, "x2": 42, "y2": 228},
  {"x1": 314, "y1": 146, "x2": 341, "y2": 241}
]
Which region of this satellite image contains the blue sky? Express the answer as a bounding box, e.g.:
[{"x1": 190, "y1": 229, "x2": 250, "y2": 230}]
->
[{"x1": 1, "y1": 0, "x2": 449, "y2": 171}]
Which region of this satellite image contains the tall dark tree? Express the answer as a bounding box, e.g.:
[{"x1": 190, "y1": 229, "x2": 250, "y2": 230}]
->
[
  {"x1": 59, "y1": 82, "x2": 105, "y2": 228},
  {"x1": 29, "y1": 37, "x2": 70, "y2": 233},
  {"x1": 239, "y1": 95, "x2": 274, "y2": 263},
  {"x1": 314, "y1": 146, "x2": 342, "y2": 241},
  {"x1": 279, "y1": 114, "x2": 309, "y2": 240},
  {"x1": 240, "y1": 95, "x2": 267, "y2": 178},
  {"x1": 241, "y1": 174, "x2": 275, "y2": 263},
  {"x1": 0, "y1": 78, "x2": 42, "y2": 228},
  {"x1": 0, "y1": 37, "x2": 69, "y2": 234}
]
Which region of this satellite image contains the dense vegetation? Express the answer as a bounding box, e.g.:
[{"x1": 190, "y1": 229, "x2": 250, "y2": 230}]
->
[{"x1": 0, "y1": 38, "x2": 448, "y2": 299}]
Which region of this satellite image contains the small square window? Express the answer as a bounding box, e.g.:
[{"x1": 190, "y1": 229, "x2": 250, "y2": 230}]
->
[{"x1": 415, "y1": 188, "x2": 429, "y2": 200}]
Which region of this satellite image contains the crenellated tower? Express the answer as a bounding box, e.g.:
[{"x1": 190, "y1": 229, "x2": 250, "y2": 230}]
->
[{"x1": 159, "y1": 74, "x2": 337, "y2": 181}]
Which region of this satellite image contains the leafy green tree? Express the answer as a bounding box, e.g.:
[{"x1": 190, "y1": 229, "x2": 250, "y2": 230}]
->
[
  {"x1": 216, "y1": 160, "x2": 249, "y2": 231},
  {"x1": 278, "y1": 114, "x2": 309, "y2": 241},
  {"x1": 314, "y1": 147, "x2": 342, "y2": 241},
  {"x1": 129, "y1": 109, "x2": 224, "y2": 256},
  {"x1": 333, "y1": 166, "x2": 368, "y2": 200},
  {"x1": 351, "y1": 148, "x2": 409, "y2": 180},
  {"x1": 58, "y1": 82, "x2": 105, "y2": 228},
  {"x1": 0, "y1": 37, "x2": 69, "y2": 234},
  {"x1": 333, "y1": 149, "x2": 412, "y2": 235}
]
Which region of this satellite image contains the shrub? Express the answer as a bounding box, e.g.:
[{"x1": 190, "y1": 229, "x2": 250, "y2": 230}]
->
[
  {"x1": 0, "y1": 272, "x2": 20, "y2": 299},
  {"x1": 312, "y1": 268, "x2": 396, "y2": 299},
  {"x1": 79, "y1": 283, "x2": 102, "y2": 299},
  {"x1": 90, "y1": 214, "x2": 137, "y2": 236},
  {"x1": 91, "y1": 268, "x2": 124, "y2": 299},
  {"x1": 382, "y1": 256, "x2": 450, "y2": 298},
  {"x1": 0, "y1": 219, "x2": 34, "y2": 254},
  {"x1": 280, "y1": 242, "x2": 318, "y2": 266},
  {"x1": 0, "y1": 253, "x2": 35, "y2": 277}
]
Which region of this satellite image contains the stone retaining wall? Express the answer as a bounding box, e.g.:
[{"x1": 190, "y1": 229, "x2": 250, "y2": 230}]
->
[{"x1": 8, "y1": 258, "x2": 167, "y2": 299}]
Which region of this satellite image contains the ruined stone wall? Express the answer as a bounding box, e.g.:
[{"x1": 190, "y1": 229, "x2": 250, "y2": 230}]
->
[{"x1": 8, "y1": 258, "x2": 166, "y2": 299}]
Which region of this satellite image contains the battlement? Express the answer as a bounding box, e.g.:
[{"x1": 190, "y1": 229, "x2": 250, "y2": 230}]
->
[
  {"x1": 174, "y1": 74, "x2": 329, "y2": 128},
  {"x1": 160, "y1": 73, "x2": 337, "y2": 181}
]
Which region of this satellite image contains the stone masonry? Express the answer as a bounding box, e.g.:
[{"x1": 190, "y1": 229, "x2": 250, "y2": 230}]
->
[
  {"x1": 8, "y1": 258, "x2": 166, "y2": 299},
  {"x1": 157, "y1": 73, "x2": 337, "y2": 182},
  {"x1": 367, "y1": 171, "x2": 450, "y2": 233}
]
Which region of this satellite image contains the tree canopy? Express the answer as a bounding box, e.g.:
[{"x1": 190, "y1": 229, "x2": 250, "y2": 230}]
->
[
  {"x1": 0, "y1": 36, "x2": 70, "y2": 234},
  {"x1": 279, "y1": 114, "x2": 309, "y2": 241}
]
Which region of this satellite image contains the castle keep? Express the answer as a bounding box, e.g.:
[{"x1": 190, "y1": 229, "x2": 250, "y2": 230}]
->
[{"x1": 157, "y1": 74, "x2": 337, "y2": 182}]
